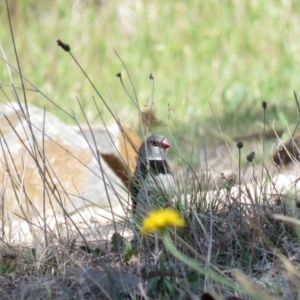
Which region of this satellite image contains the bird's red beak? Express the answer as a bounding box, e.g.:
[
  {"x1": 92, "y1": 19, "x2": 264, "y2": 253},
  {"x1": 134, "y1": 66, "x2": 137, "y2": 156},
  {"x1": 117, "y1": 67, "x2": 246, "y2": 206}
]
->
[{"x1": 161, "y1": 139, "x2": 170, "y2": 149}]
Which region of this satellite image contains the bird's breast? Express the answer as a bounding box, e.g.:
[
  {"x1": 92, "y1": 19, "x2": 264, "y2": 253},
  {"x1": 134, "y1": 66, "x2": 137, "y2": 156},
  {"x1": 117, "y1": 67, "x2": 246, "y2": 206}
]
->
[{"x1": 140, "y1": 173, "x2": 175, "y2": 195}]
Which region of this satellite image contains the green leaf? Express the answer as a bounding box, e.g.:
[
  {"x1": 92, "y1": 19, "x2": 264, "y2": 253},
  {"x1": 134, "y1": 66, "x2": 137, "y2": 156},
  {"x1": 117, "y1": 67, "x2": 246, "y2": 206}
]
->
[{"x1": 111, "y1": 232, "x2": 125, "y2": 253}]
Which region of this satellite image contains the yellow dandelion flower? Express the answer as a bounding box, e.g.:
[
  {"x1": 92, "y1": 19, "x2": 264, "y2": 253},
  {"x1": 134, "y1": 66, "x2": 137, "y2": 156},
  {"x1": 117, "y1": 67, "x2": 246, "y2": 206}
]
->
[{"x1": 141, "y1": 208, "x2": 185, "y2": 234}]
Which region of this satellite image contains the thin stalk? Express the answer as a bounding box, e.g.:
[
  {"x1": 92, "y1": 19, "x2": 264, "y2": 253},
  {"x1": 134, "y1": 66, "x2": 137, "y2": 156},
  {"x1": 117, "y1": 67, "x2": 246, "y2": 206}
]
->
[
  {"x1": 161, "y1": 229, "x2": 270, "y2": 300},
  {"x1": 261, "y1": 101, "x2": 267, "y2": 186}
]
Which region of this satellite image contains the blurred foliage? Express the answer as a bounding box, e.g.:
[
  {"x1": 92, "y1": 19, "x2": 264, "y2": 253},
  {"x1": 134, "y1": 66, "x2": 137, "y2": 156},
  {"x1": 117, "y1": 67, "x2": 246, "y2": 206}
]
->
[{"x1": 1, "y1": 0, "x2": 300, "y2": 145}]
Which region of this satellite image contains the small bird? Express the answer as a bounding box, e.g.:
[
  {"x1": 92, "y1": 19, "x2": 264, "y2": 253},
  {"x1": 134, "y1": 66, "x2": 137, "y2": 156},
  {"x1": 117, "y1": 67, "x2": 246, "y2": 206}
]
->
[{"x1": 131, "y1": 134, "x2": 175, "y2": 216}]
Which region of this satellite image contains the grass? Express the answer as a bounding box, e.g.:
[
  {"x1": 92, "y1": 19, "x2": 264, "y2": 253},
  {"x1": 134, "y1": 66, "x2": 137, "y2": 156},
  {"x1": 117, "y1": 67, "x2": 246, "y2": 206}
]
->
[
  {"x1": 2, "y1": 1, "x2": 300, "y2": 299},
  {"x1": 1, "y1": 0, "x2": 300, "y2": 145}
]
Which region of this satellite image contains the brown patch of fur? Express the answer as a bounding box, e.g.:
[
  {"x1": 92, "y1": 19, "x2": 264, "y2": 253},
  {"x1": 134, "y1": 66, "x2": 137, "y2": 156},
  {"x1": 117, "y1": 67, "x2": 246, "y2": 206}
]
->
[
  {"x1": 273, "y1": 134, "x2": 300, "y2": 165},
  {"x1": 101, "y1": 126, "x2": 141, "y2": 187}
]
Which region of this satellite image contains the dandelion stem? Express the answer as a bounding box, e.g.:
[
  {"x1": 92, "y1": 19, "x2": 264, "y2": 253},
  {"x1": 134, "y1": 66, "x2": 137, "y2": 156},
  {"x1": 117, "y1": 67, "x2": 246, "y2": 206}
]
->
[
  {"x1": 161, "y1": 229, "x2": 267, "y2": 299},
  {"x1": 161, "y1": 229, "x2": 236, "y2": 289}
]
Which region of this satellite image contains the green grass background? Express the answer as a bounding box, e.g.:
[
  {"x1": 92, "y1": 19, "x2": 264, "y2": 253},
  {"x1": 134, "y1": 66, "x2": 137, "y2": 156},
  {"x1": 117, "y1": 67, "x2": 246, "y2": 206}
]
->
[{"x1": 1, "y1": 0, "x2": 300, "y2": 144}]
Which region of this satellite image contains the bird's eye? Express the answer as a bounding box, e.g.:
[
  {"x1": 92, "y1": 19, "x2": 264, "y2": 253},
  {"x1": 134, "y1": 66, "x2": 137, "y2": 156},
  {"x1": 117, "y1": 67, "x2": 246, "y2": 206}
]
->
[{"x1": 151, "y1": 141, "x2": 158, "y2": 146}]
